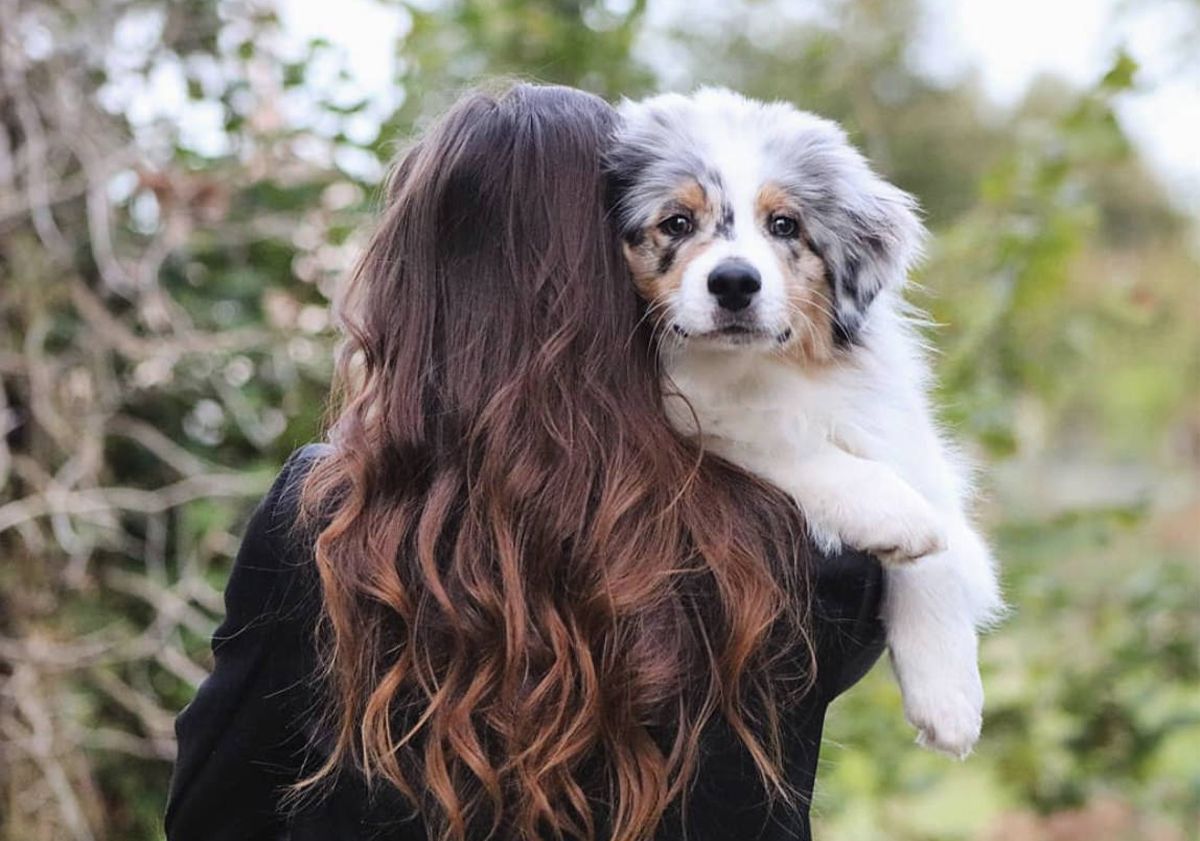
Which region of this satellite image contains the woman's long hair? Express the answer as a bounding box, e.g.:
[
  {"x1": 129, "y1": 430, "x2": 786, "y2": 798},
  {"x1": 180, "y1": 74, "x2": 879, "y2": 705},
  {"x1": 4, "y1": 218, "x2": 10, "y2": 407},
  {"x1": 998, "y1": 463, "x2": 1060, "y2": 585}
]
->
[{"x1": 299, "y1": 83, "x2": 814, "y2": 841}]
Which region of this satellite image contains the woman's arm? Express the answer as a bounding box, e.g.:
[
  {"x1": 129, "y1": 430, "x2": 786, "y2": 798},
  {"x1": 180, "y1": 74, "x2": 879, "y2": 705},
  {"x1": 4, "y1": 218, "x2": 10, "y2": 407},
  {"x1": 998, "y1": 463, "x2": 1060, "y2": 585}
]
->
[
  {"x1": 812, "y1": 549, "x2": 887, "y2": 702},
  {"x1": 165, "y1": 445, "x2": 328, "y2": 841}
]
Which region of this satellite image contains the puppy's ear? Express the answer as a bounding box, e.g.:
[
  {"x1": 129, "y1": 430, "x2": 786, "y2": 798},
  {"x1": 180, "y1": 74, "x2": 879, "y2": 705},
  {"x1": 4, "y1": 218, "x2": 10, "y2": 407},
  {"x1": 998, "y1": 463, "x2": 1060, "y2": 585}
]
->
[
  {"x1": 603, "y1": 143, "x2": 653, "y2": 245},
  {"x1": 605, "y1": 96, "x2": 684, "y2": 245},
  {"x1": 806, "y1": 161, "x2": 926, "y2": 345}
]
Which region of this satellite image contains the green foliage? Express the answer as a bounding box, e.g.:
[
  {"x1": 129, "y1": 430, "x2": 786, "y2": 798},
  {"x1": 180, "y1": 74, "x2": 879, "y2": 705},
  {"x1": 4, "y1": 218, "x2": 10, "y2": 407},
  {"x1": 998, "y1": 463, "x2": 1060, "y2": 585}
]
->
[
  {"x1": 1, "y1": 1, "x2": 1197, "y2": 840},
  {"x1": 384, "y1": 0, "x2": 656, "y2": 137}
]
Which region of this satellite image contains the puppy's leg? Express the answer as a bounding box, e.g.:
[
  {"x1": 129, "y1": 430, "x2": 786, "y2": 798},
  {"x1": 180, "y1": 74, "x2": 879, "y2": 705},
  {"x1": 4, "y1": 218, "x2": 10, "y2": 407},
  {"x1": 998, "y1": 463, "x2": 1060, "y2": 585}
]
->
[
  {"x1": 884, "y1": 519, "x2": 993, "y2": 758},
  {"x1": 864, "y1": 420, "x2": 1003, "y2": 758},
  {"x1": 779, "y1": 445, "x2": 988, "y2": 756}
]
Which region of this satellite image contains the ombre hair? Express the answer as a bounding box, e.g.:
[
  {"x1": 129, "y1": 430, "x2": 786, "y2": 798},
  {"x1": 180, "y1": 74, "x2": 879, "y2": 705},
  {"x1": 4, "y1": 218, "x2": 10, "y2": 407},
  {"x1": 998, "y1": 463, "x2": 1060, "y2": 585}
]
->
[{"x1": 299, "y1": 83, "x2": 814, "y2": 841}]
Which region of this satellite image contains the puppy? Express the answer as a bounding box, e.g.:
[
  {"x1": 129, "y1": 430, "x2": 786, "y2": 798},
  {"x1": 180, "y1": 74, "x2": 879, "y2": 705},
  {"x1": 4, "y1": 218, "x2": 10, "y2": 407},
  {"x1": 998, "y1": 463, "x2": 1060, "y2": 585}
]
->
[{"x1": 607, "y1": 88, "x2": 1004, "y2": 758}]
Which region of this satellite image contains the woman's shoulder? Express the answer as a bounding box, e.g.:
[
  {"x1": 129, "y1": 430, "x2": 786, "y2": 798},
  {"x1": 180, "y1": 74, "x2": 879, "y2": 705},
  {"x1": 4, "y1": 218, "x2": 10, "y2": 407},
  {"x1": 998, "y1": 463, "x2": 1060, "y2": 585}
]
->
[
  {"x1": 260, "y1": 443, "x2": 333, "y2": 530},
  {"x1": 244, "y1": 443, "x2": 331, "y2": 560},
  {"x1": 212, "y1": 444, "x2": 333, "y2": 649}
]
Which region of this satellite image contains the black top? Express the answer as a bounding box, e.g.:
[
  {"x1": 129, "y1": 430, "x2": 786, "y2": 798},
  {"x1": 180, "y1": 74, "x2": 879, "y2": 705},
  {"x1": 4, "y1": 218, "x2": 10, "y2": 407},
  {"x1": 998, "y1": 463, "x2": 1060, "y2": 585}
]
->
[{"x1": 165, "y1": 445, "x2": 885, "y2": 841}]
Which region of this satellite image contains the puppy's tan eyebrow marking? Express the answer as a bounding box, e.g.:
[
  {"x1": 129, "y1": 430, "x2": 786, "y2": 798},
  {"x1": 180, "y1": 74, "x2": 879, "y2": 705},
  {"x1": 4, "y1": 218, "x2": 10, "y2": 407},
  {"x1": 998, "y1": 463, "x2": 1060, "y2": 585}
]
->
[
  {"x1": 757, "y1": 182, "x2": 816, "y2": 257},
  {"x1": 674, "y1": 179, "x2": 708, "y2": 216},
  {"x1": 755, "y1": 182, "x2": 799, "y2": 220}
]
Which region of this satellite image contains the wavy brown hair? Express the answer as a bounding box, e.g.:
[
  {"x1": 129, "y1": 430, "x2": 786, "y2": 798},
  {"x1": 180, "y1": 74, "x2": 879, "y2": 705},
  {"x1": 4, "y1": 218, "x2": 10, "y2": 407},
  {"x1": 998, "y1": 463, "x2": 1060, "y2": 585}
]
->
[{"x1": 298, "y1": 83, "x2": 815, "y2": 841}]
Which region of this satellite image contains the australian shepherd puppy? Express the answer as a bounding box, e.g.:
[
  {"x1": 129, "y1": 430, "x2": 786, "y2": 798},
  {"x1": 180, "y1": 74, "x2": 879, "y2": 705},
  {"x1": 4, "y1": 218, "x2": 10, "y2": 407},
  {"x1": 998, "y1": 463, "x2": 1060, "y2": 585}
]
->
[{"x1": 607, "y1": 88, "x2": 1005, "y2": 758}]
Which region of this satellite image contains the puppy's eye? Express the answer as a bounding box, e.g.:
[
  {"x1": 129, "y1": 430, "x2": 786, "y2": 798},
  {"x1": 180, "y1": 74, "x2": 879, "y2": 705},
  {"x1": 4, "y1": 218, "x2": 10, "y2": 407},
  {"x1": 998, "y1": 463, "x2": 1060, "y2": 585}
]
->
[
  {"x1": 658, "y1": 214, "x2": 694, "y2": 238},
  {"x1": 769, "y1": 215, "x2": 800, "y2": 239}
]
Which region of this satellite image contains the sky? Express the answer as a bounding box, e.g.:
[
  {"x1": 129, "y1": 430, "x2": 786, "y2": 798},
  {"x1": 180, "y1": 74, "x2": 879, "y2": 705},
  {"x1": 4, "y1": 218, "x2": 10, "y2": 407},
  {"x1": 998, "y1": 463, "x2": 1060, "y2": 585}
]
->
[
  {"x1": 279, "y1": 0, "x2": 1200, "y2": 214},
  {"x1": 928, "y1": 0, "x2": 1200, "y2": 215}
]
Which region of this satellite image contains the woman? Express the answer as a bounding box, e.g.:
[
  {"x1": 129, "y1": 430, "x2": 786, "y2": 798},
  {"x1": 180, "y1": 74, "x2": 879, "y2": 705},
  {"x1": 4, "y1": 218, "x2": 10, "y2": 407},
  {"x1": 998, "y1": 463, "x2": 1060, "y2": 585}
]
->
[{"x1": 165, "y1": 83, "x2": 885, "y2": 841}]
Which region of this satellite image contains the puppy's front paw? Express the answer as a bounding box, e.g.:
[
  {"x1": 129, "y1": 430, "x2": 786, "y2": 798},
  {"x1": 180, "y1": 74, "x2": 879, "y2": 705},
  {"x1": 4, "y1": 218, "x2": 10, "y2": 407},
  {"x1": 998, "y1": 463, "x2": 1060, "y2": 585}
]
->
[
  {"x1": 892, "y1": 642, "x2": 984, "y2": 759},
  {"x1": 836, "y1": 478, "x2": 947, "y2": 566},
  {"x1": 903, "y1": 679, "x2": 983, "y2": 759}
]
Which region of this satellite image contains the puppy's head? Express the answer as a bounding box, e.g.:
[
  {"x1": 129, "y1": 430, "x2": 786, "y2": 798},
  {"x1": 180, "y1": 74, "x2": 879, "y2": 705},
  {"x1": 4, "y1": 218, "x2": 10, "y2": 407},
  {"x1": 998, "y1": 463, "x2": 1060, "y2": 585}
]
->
[{"x1": 607, "y1": 88, "x2": 925, "y2": 361}]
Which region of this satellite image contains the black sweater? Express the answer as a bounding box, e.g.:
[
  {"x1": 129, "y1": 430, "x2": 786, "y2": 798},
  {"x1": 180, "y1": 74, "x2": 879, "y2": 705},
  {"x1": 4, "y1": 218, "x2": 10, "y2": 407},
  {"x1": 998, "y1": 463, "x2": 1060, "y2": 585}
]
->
[{"x1": 165, "y1": 445, "x2": 886, "y2": 841}]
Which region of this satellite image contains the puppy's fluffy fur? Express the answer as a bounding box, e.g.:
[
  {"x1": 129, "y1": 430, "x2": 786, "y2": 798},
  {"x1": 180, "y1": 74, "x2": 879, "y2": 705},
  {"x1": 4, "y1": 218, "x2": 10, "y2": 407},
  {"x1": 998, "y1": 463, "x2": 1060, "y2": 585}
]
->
[{"x1": 607, "y1": 88, "x2": 1004, "y2": 757}]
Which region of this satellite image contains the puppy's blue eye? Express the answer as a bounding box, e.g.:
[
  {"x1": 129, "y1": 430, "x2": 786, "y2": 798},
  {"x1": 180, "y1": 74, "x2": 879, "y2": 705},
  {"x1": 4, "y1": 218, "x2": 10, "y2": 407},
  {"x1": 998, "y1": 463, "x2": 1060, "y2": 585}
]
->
[
  {"x1": 659, "y1": 214, "x2": 694, "y2": 237},
  {"x1": 769, "y1": 216, "x2": 799, "y2": 238}
]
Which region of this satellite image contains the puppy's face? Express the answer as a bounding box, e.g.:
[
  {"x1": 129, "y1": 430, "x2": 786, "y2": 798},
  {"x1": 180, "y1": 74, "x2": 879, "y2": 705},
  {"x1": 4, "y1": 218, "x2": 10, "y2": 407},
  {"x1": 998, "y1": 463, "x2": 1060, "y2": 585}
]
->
[
  {"x1": 620, "y1": 169, "x2": 831, "y2": 359},
  {"x1": 609, "y1": 88, "x2": 925, "y2": 362}
]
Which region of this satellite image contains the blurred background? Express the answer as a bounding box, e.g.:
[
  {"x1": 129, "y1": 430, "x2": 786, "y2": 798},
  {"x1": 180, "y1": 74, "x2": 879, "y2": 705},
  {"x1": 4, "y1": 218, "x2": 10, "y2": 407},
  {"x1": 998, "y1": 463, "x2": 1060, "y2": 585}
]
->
[{"x1": 1, "y1": 0, "x2": 1198, "y2": 839}]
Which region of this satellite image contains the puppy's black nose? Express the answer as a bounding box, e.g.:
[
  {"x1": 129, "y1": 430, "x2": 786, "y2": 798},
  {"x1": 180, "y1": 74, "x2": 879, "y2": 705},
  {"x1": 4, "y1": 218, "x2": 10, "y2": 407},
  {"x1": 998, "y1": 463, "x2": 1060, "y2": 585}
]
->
[{"x1": 708, "y1": 260, "x2": 761, "y2": 311}]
